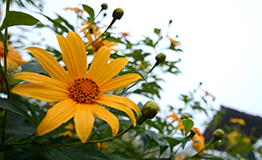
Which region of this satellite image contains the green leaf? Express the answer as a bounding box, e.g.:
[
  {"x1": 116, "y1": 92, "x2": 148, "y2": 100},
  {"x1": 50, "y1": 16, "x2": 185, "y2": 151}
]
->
[
  {"x1": 163, "y1": 137, "x2": 182, "y2": 151},
  {"x1": 56, "y1": 14, "x2": 75, "y2": 31},
  {"x1": 182, "y1": 119, "x2": 194, "y2": 135},
  {"x1": 192, "y1": 153, "x2": 225, "y2": 159},
  {"x1": 145, "y1": 119, "x2": 163, "y2": 134},
  {"x1": 104, "y1": 36, "x2": 125, "y2": 44},
  {"x1": 39, "y1": 13, "x2": 68, "y2": 34},
  {"x1": 0, "y1": 98, "x2": 37, "y2": 126},
  {"x1": 0, "y1": 32, "x2": 4, "y2": 43},
  {"x1": 82, "y1": 4, "x2": 95, "y2": 20},
  {"x1": 48, "y1": 144, "x2": 109, "y2": 160},
  {"x1": 154, "y1": 28, "x2": 161, "y2": 35},
  {"x1": 0, "y1": 11, "x2": 39, "y2": 31},
  {"x1": 153, "y1": 138, "x2": 168, "y2": 157},
  {"x1": 21, "y1": 60, "x2": 46, "y2": 73}
]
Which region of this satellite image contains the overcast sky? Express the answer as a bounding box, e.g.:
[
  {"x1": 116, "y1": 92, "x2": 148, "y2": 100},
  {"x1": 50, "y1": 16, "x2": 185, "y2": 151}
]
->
[{"x1": 6, "y1": 0, "x2": 262, "y2": 127}]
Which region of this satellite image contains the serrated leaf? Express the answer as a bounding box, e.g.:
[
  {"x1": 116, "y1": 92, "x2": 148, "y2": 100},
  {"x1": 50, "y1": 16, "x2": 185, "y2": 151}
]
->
[
  {"x1": 0, "y1": 11, "x2": 39, "y2": 31},
  {"x1": 82, "y1": 4, "x2": 95, "y2": 20},
  {"x1": 0, "y1": 98, "x2": 37, "y2": 126},
  {"x1": 182, "y1": 119, "x2": 194, "y2": 135},
  {"x1": 48, "y1": 144, "x2": 109, "y2": 160}
]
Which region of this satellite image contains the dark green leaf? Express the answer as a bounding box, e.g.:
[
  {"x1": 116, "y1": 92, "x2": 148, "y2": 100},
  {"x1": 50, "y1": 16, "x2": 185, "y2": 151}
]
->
[
  {"x1": 40, "y1": 13, "x2": 69, "y2": 34},
  {"x1": 164, "y1": 137, "x2": 182, "y2": 151},
  {"x1": 82, "y1": 4, "x2": 95, "y2": 20},
  {"x1": 191, "y1": 153, "x2": 225, "y2": 159},
  {"x1": 153, "y1": 138, "x2": 168, "y2": 157},
  {"x1": 0, "y1": 98, "x2": 37, "y2": 126},
  {"x1": 0, "y1": 11, "x2": 39, "y2": 31},
  {"x1": 104, "y1": 36, "x2": 125, "y2": 44},
  {"x1": 145, "y1": 119, "x2": 163, "y2": 134},
  {"x1": 48, "y1": 144, "x2": 109, "y2": 160},
  {"x1": 182, "y1": 119, "x2": 194, "y2": 135},
  {"x1": 56, "y1": 14, "x2": 75, "y2": 31},
  {"x1": 0, "y1": 32, "x2": 4, "y2": 43},
  {"x1": 154, "y1": 28, "x2": 161, "y2": 35},
  {"x1": 21, "y1": 60, "x2": 46, "y2": 73}
]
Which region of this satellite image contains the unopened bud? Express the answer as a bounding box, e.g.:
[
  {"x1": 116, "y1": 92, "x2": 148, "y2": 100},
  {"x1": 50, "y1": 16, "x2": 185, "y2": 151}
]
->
[
  {"x1": 213, "y1": 129, "x2": 224, "y2": 140},
  {"x1": 103, "y1": 13, "x2": 107, "y2": 17},
  {"x1": 169, "y1": 20, "x2": 172, "y2": 24},
  {"x1": 101, "y1": 3, "x2": 108, "y2": 10},
  {"x1": 112, "y1": 8, "x2": 124, "y2": 20},
  {"x1": 155, "y1": 53, "x2": 166, "y2": 64},
  {"x1": 181, "y1": 113, "x2": 189, "y2": 119},
  {"x1": 141, "y1": 101, "x2": 159, "y2": 119}
]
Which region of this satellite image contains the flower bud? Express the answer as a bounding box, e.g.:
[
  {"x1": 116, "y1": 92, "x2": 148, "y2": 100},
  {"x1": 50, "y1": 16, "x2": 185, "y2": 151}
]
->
[
  {"x1": 155, "y1": 53, "x2": 166, "y2": 64},
  {"x1": 141, "y1": 101, "x2": 159, "y2": 119},
  {"x1": 112, "y1": 8, "x2": 124, "y2": 20},
  {"x1": 181, "y1": 113, "x2": 189, "y2": 119},
  {"x1": 213, "y1": 129, "x2": 224, "y2": 140},
  {"x1": 101, "y1": 3, "x2": 108, "y2": 10}
]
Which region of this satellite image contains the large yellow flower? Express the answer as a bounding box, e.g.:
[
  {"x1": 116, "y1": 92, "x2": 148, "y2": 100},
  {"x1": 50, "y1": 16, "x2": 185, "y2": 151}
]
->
[
  {"x1": 0, "y1": 42, "x2": 27, "y2": 70},
  {"x1": 11, "y1": 31, "x2": 142, "y2": 143}
]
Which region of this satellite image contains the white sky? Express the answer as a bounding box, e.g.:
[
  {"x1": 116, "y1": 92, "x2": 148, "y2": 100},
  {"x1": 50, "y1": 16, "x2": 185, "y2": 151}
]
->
[{"x1": 7, "y1": 0, "x2": 262, "y2": 126}]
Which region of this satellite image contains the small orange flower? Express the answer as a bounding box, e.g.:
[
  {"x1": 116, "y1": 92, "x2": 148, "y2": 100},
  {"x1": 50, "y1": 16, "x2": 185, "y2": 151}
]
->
[
  {"x1": 59, "y1": 130, "x2": 74, "y2": 137},
  {"x1": 64, "y1": 7, "x2": 84, "y2": 15},
  {"x1": 119, "y1": 32, "x2": 131, "y2": 38},
  {"x1": 167, "y1": 111, "x2": 184, "y2": 130},
  {"x1": 167, "y1": 36, "x2": 181, "y2": 46},
  {"x1": 192, "y1": 127, "x2": 205, "y2": 155},
  {"x1": 0, "y1": 42, "x2": 27, "y2": 70},
  {"x1": 230, "y1": 118, "x2": 246, "y2": 126},
  {"x1": 200, "y1": 88, "x2": 216, "y2": 99}
]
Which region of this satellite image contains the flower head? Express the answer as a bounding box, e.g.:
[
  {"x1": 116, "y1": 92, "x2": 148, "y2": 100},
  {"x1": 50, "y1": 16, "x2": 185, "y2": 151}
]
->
[
  {"x1": 230, "y1": 118, "x2": 246, "y2": 126},
  {"x1": 11, "y1": 31, "x2": 142, "y2": 143},
  {"x1": 65, "y1": 7, "x2": 84, "y2": 15},
  {"x1": 0, "y1": 42, "x2": 27, "y2": 70},
  {"x1": 166, "y1": 111, "x2": 184, "y2": 130},
  {"x1": 227, "y1": 131, "x2": 241, "y2": 146},
  {"x1": 167, "y1": 36, "x2": 181, "y2": 47},
  {"x1": 192, "y1": 127, "x2": 205, "y2": 155}
]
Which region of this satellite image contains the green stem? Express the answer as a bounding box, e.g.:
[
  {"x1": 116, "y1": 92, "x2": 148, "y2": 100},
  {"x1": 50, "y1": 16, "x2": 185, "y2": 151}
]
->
[{"x1": 0, "y1": 109, "x2": 7, "y2": 151}]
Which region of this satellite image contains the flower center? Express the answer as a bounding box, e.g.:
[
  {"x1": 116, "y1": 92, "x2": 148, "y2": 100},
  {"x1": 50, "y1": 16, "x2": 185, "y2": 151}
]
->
[{"x1": 68, "y1": 77, "x2": 101, "y2": 104}]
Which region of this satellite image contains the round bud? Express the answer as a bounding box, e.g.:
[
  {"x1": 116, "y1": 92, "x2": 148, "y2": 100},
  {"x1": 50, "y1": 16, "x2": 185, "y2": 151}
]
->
[
  {"x1": 181, "y1": 113, "x2": 190, "y2": 119},
  {"x1": 169, "y1": 20, "x2": 173, "y2": 24},
  {"x1": 141, "y1": 101, "x2": 159, "y2": 119},
  {"x1": 213, "y1": 129, "x2": 224, "y2": 140},
  {"x1": 155, "y1": 53, "x2": 166, "y2": 64},
  {"x1": 112, "y1": 8, "x2": 124, "y2": 20},
  {"x1": 101, "y1": 3, "x2": 108, "y2": 10}
]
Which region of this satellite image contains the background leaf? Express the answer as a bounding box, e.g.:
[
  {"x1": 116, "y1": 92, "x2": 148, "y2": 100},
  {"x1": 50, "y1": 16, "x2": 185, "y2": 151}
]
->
[
  {"x1": 82, "y1": 4, "x2": 95, "y2": 20},
  {"x1": 0, "y1": 11, "x2": 39, "y2": 31},
  {"x1": 182, "y1": 119, "x2": 194, "y2": 135}
]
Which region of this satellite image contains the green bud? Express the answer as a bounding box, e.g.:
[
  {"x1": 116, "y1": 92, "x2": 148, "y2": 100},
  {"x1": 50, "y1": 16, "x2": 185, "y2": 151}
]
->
[
  {"x1": 181, "y1": 113, "x2": 189, "y2": 119},
  {"x1": 155, "y1": 53, "x2": 166, "y2": 64},
  {"x1": 213, "y1": 129, "x2": 224, "y2": 140},
  {"x1": 101, "y1": 3, "x2": 108, "y2": 10},
  {"x1": 141, "y1": 101, "x2": 159, "y2": 119},
  {"x1": 112, "y1": 8, "x2": 124, "y2": 20}
]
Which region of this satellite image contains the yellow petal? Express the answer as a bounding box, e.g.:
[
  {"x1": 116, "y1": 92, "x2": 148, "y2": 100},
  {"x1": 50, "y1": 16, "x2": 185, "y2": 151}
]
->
[
  {"x1": 26, "y1": 47, "x2": 71, "y2": 85},
  {"x1": 13, "y1": 72, "x2": 68, "y2": 92},
  {"x1": 58, "y1": 32, "x2": 87, "y2": 78},
  {"x1": 87, "y1": 46, "x2": 111, "y2": 79},
  {"x1": 100, "y1": 73, "x2": 142, "y2": 93},
  {"x1": 90, "y1": 103, "x2": 119, "y2": 136},
  {"x1": 74, "y1": 103, "x2": 94, "y2": 143},
  {"x1": 11, "y1": 83, "x2": 68, "y2": 103},
  {"x1": 97, "y1": 98, "x2": 136, "y2": 126},
  {"x1": 98, "y1": 94, "x2": 140, "y2": 117},
  {"x1": 96, "y1": 58, "x2": 129, "y2": 86},
  {"x1": 37, "y1": 99, "x2": 76, "y2": 136}
]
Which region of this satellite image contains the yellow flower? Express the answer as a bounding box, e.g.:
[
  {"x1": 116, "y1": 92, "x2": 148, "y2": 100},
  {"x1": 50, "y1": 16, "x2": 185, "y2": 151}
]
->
[
  {"x1": 227, "y1": 131, "x2": 241, "y2": 146},
  {"x1": 242, "y1": 137, "x2": 251, "y2": 143},
  {"x1": 64, "y1": 7, "x2": 84, "y2": 15},
  {"x1": 81, "y1": 24, "x2": 118, "y2": 52},
  {"x1": 192, "y1": 127, "x2": 205, "y2": 155},
  {"x1": 230, "y1": 118, "x2": 246, "y2": 126},
  {"x1": 11, "y1": 31, "x2": 142, "y2": 143},
  {"x1": 64, "y1": 122, "x2": 74, "y2": 130},
  {"x1": 59, "y1": 130, "x2": 74, "y2": 137},
  {"x1": 167, "y1": 36, "x2": 181, "y2": 46},
  {"x1": 0, "y1": 42, "x2": 27, "y2": 70}
]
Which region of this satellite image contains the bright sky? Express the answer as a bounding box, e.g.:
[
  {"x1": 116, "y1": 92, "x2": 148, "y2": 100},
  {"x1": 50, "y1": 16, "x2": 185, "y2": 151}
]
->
[{"x1": 8, "y1": 0, "x2": 262, "y2": 125}]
